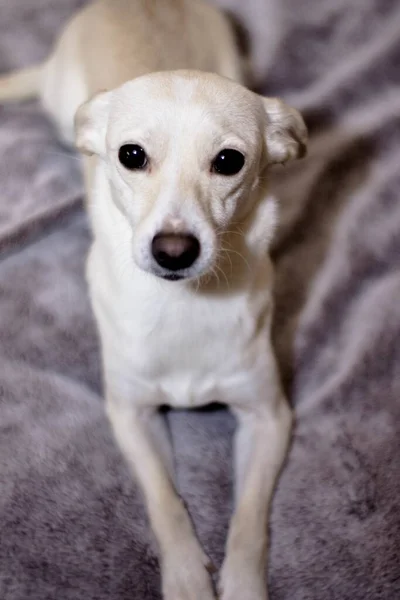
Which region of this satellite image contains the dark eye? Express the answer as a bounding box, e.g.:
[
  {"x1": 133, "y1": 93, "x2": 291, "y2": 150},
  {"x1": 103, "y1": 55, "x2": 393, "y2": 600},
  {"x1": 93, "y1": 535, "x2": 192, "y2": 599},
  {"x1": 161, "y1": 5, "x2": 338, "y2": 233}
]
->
[
  {"x1": 211, "y1": 149, "x2": 245, "y2": 176},
  {"x1": 118, "y1": 144, "x2": 148, "y2": 170}
]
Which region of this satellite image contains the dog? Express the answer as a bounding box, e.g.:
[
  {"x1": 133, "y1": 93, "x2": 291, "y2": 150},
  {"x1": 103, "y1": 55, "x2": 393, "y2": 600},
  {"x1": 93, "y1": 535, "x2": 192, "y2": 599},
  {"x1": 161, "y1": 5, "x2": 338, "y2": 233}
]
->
[{"x1": 0, "y1": 1, "x2": 307, "y2": 598}]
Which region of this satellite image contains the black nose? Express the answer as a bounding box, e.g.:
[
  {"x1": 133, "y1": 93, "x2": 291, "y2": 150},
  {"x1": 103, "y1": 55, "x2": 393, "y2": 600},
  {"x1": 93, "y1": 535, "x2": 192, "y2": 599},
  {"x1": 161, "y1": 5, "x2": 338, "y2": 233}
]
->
[{"x1": 151, "y1": 233, "x2": 200, "y2": 271}]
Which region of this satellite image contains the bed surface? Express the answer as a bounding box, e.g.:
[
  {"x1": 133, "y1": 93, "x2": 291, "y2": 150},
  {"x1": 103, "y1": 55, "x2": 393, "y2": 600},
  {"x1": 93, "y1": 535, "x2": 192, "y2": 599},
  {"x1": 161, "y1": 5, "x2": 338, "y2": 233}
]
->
[{"x1": 1, "y1": 0, "x2": 399, "y2": 598}]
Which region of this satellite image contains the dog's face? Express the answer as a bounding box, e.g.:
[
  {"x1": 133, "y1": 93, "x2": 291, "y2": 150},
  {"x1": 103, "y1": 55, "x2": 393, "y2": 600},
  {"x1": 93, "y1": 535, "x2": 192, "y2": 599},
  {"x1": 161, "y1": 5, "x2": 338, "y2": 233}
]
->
[{"x1": 76, "y1": 71, "x2": 306, "y2": 281}]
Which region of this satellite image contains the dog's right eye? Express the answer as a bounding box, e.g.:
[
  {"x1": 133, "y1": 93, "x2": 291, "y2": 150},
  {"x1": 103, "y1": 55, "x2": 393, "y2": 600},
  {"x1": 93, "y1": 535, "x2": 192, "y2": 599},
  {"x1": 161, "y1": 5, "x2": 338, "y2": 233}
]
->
[{"x1": 118, "y1": 144, "x2": 148, "y2": 170}]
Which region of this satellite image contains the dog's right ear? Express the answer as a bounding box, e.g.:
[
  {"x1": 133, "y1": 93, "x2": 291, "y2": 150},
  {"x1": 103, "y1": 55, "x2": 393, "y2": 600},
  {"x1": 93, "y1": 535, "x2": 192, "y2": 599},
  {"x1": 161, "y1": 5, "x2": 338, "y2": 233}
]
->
[{"x1": 74, "y1": 90, "x2": 111, "y2": 156}]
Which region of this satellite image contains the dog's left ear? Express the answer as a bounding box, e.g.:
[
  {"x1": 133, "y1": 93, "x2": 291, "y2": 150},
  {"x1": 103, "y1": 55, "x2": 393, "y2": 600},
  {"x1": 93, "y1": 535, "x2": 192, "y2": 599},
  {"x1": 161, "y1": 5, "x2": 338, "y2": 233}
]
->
[
  {"x1": 262, "y1": 97, "x2": 308, "y2": 165},
  {"x1": 74, "y1": 90, "x2": 111, "y2": 156}
]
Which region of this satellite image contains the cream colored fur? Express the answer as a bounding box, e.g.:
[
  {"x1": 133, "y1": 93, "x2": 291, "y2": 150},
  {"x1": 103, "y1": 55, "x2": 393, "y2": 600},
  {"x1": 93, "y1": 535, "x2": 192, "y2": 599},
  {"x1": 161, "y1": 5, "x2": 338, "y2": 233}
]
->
[{"x1": 0, "y1": 1, "x2": 307, "y2": 599}]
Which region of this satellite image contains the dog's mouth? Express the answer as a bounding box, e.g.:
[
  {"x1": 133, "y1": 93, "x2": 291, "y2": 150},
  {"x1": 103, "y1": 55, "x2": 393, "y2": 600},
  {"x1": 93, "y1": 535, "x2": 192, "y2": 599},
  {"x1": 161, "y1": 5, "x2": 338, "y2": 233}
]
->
[{"x1": 161, "y1": 273, "x2": 185, "y2": 281}]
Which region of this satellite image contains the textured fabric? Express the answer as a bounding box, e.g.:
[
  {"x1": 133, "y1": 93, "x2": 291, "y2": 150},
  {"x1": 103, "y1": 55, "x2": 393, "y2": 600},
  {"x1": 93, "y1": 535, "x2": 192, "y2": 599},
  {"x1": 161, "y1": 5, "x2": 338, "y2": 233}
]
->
[{"x1": 1, "y1": 0, "x2": 400, "y2": 598}]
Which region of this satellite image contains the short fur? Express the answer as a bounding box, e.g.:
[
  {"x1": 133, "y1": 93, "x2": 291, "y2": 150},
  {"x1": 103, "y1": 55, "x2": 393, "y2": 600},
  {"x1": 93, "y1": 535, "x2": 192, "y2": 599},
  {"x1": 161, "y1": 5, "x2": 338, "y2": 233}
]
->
[{"x1": 0, "y1": 1, "x2": 307, "y2": 599}]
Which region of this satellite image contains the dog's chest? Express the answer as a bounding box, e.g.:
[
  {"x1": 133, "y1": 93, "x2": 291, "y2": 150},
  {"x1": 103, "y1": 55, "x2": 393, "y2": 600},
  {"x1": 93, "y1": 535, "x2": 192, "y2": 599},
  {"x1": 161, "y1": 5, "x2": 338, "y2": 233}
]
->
[
  {"x1": 130, "y1": 294, "x2": 256, "y2": 404},
  {"x1": 93, "y1": 272, "x2": 270, "y2": 407}
]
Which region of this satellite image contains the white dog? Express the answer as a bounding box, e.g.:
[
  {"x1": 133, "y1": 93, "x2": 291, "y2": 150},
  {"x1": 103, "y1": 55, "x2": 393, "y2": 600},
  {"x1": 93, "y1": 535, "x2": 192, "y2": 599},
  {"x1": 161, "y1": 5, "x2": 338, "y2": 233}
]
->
[{"x1": 0, "y1": 1, "x2": 307, "y2": 599}]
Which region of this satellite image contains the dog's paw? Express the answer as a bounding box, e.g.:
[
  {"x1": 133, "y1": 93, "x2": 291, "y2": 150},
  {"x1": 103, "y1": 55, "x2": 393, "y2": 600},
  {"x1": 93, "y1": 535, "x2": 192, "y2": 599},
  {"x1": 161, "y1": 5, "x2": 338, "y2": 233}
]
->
[
  {"x1": 218, "y1": 561, "x2": 268, "y2": 600},
  {"x1": 162, "y1": 546, "x2": 216, "y2": 600}
]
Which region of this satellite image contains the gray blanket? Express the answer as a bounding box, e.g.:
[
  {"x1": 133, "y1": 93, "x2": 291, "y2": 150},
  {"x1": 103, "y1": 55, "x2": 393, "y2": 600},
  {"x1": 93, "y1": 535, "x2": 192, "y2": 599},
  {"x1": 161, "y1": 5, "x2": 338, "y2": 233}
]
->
[{"x1": 1, "y1": 0, "x2": 400, "y2": 598}]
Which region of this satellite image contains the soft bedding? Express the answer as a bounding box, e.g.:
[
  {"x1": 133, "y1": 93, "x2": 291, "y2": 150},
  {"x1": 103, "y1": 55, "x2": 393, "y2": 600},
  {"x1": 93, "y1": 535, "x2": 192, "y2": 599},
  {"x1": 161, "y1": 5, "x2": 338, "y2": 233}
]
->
[{"x1": 0, "y1": 0, "x2": 399, "y2": 598}]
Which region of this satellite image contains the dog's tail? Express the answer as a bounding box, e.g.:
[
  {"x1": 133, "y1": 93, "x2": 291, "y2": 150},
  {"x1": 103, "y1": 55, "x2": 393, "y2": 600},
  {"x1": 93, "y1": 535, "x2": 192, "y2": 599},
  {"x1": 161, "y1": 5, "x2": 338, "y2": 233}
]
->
[{"x1": 0, "y1": 64, "x2": 44, "y2": 102}]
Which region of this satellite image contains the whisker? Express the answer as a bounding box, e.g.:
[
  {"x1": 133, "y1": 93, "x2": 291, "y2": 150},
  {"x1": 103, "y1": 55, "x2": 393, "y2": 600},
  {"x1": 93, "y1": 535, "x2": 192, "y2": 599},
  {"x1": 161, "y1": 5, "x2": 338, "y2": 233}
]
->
[
  {"x1": 216, "y1": 229, "x2": 244, "y2": 239},
  {"x1": 210, "y1": 266, "x2": 221, "y2": 288},
  {"x1": 193, "y1": 274, "x2": 201, "y2": 293},
  {"x1": 221, "y1": 247, "x2": 233, "y2": 275},
  {"x1": 221, "y1": 246, "x2": 251, "y2": 271},
  {"x1": 215, "y1": 263, "x2": 230, "y2": 288}
]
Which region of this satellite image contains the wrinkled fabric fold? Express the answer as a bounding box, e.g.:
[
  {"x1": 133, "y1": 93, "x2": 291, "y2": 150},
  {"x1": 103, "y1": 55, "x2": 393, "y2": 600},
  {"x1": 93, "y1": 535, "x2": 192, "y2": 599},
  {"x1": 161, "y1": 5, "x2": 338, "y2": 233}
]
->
[{"x1": 0, "y1": 0, "x2": 399, "y2": 598}]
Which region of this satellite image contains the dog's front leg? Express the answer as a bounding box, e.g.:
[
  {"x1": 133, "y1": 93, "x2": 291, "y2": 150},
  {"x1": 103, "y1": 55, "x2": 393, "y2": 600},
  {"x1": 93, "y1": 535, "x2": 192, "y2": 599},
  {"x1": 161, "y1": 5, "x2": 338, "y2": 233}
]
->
[
  {"x1": 106, "y1": 394, "x2": 216, "y2": 600},
  {"x1": 219, "y1": 368, "x2": 292, "y2": 600}
]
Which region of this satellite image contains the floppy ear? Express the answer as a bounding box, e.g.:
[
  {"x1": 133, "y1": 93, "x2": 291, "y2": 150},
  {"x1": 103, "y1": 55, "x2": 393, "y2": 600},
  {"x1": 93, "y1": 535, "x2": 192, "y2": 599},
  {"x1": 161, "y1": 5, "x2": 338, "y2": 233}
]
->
[
  {"x1": 74, "y1": 90, "x2": 111, "y2": 156},
  {"x1": 262, "y1": 97, "x2": 308, "y2": 165}
]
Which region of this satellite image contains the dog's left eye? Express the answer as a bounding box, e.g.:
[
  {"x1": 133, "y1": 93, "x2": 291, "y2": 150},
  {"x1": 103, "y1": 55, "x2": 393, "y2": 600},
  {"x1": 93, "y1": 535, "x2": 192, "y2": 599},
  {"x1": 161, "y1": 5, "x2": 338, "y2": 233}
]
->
[
  {"x1": 118, "y1": 144, "x2": 148, "y2": 170},
  {"x1": 211, "y1": 149, "x2": 245, "y2": 176}
]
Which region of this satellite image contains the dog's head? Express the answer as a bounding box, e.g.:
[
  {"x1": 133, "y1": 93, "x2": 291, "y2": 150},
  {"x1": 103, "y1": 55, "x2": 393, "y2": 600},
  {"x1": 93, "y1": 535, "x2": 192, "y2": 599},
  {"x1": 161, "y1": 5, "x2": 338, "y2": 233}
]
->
[{"x1": 75, "y1": 71, "x2": 307, "y2": 282}]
